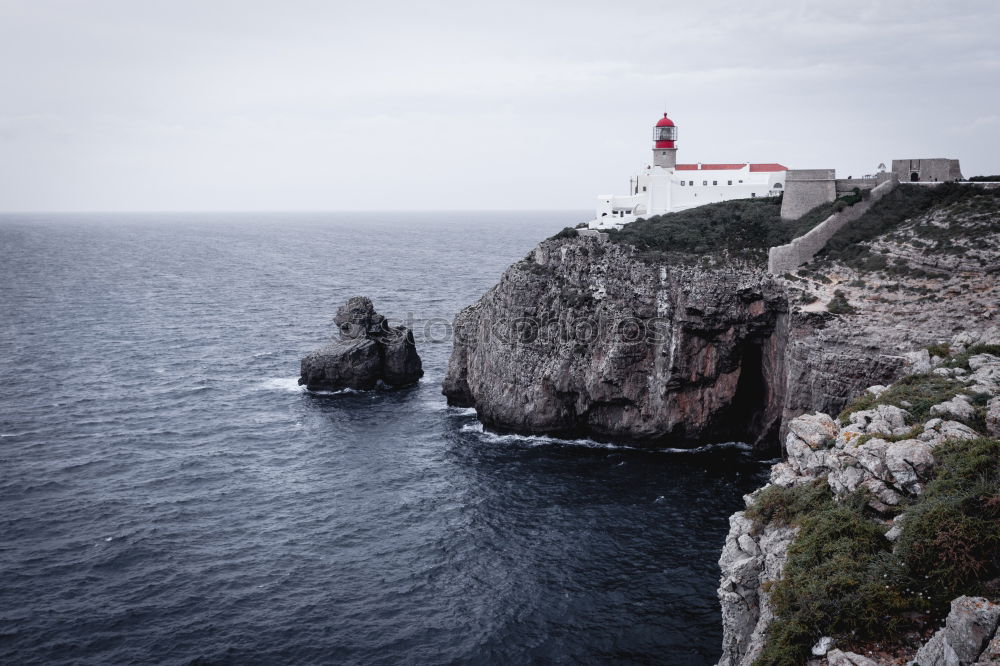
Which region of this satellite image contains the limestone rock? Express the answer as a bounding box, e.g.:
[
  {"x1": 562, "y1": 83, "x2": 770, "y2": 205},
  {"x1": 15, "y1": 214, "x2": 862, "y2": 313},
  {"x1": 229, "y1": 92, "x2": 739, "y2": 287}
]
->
[
  {"x1": 919, "y1": 419, "x2": 981, "y2": 447},
  {"x1": 827, "y1": 650, "x2": 880, "y2": 666},
  {"x1": 987, "y1": 397, "x2": 1000, "y2": 437},
  {"x1": 912, "y1": 596, "x2": 1000, "y2": 666},
  {"x1": 717, "y1": 509, "x2": 798, "y2": 666},
  {"x1": 905, "y1": 349, "x2": 933, "y2": 374},
  {"x1": 789, "y1": 412, "x2": 839, "y2": 449},
  {"x1": 812, "y1": 636, "x2": 835, "y2": 656},
  {"x1": 930, "y1": 395, "x2": 976, "y2": 422},
  {"x1": 846, "y1": 404, "x2": 911, "y2": 437},
  {"x1": 443, "y1": 238, "x2": 790, "y2": 448},
  {"x1": 299, "y1": 297, "x2": 423, "y2": 391}
]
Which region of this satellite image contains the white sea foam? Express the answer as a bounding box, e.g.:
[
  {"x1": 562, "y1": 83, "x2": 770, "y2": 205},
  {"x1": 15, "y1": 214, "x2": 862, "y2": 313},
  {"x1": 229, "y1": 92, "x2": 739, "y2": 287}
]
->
[
  {"x1": 257, "y1": 377, "x2": 305, "y2": 392},
  {"x1": 459, "y1": 421, "x2": 751, "y2": 454}
]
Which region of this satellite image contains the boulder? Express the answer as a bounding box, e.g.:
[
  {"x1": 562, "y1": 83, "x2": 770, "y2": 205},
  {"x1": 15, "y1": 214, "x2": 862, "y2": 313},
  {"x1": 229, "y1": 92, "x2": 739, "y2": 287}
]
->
[
  {"x1": 930, "y1": 395, "x2": 976, "y2": 422},
  {"x1": 826, "y1": 650, "x2": 879, "y2": 666},
  {"x1": 299, "y1": 297, "x2": 423, "y2": 391},
  {"x1": 912, "y1": 596, "x2": 1000, "y2": 666},
  {"x1": 988, "y1": 397, "x2": 1000, "y2": 437}
]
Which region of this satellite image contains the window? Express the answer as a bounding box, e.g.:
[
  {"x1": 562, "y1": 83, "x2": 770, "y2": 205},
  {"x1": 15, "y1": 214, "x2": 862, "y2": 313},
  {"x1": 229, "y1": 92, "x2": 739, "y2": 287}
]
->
[
  {"x1": 655, "y1": 126, "x2": 677, "y2": 141},
  {"x1": 642, "y1": 186, "x2": 647, "y2": 191},
  {"x1": 727, "y1": 180, "x2": 732, "y2": 186},
  {"x1": 702, "y1": 180, "x2": 707, "y2": 186},
  {"x1": 712, "y1": 180, "x2": 717, "y2": 186},
  {"x1": 751, "y1": 193, "x2": 756, "y2": 197},
  {"x1": 738, "y1": 180, "x2": 743, "y2": 183},
  {"x1": 774, "y1": 182, "x2": 783, "y2": 189},
  {"x1": 680, "y1": 181, "x2": 685, "y2": 186}
]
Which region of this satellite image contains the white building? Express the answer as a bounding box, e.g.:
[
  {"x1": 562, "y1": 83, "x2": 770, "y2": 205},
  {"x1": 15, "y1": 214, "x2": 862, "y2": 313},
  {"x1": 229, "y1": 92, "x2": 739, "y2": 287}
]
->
[{"x1": 588, "y1": 113, "x2": 788, "y2": 230}]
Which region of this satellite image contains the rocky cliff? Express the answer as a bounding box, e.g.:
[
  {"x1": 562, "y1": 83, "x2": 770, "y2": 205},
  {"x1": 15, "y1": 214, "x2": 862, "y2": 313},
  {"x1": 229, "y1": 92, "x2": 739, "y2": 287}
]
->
[
  {"x1": 443, "y1": 184, "x2": 1000, "y2": 451},
  {"x1": 443, "y1": 238, "x2": 789, "y2": 448},
  {"x1": 717, "y1": 338, "x2": 1000, "y2": 665}
]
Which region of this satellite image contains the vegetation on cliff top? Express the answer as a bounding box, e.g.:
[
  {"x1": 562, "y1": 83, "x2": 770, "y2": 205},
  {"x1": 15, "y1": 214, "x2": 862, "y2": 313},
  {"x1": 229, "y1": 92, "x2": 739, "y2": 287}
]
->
[
  {"x1": 813, "y1": 182, "x2": 1000, "y2": 271},
  {"x1": 751, "y1": 437, "x2": 1000, "y2": 666},
  {"x1": 593, "y1": 194, "x2": 856, "y2": 264}
]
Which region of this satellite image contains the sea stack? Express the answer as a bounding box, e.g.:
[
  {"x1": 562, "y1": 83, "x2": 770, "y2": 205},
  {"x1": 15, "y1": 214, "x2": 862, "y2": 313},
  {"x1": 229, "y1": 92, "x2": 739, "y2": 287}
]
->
[{"x1": 299, "y1": 296, "x2": 423, "y2": 391}]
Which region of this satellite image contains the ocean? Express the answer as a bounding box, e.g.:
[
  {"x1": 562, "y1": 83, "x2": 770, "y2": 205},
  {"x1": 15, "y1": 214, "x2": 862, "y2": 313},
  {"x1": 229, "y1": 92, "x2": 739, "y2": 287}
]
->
[{"x1": 0, "y1": 212, "x2": 771, "y2": 665}]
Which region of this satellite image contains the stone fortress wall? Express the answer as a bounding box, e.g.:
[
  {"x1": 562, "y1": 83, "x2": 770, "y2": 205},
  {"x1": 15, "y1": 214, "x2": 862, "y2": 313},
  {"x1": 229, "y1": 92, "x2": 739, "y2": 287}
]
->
[
  {"x1": 778, "y1": 169, "x2": 836, "y2": 220},
  {"x1": 768, "y1": 175, "x2": 899, "y2": 275},
  {"x1": 770, "y1": 156, "x2": 963, "y2": 274},
  {"x1": 892, "y1": 158, "x2": 962, "y2": 183}
]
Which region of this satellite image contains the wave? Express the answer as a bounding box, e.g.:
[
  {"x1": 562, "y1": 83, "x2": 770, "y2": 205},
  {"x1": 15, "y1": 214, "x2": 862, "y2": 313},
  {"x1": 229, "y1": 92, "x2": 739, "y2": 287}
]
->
[
  {"x1": 256, "y1": 377, "x2": 305, "y2": 393},
  {"x1": 255, "y1": 377, "x2": 359, "y2": 396},
  {"x1": 458, "y1": 421, "x2": 750, "y2": 454}
]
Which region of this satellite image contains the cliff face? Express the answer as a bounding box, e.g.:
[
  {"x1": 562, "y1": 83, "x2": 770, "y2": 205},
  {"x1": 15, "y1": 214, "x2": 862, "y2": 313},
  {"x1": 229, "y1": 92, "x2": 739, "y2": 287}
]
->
[
  {"x1": 444, "y1": 186, "x2": 999, "y2": 450},
  {"x1": 443, "y1": 238, "x2": 789, "y2": 448},
  {"x1": 716, "y1": 341, "x2": 1000, "y2": 665}
]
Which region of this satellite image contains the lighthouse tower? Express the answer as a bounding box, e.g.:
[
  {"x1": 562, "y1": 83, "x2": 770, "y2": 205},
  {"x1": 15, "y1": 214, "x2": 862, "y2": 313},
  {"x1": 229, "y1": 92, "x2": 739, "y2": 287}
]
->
[{"x1": 653, "y1": 113, "x2": 677, "y2": 169}]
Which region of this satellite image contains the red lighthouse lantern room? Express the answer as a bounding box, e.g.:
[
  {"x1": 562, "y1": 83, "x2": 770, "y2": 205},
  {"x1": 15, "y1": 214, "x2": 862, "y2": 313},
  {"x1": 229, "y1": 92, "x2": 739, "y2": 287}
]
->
[{"x1": 654, "y1": 113, "x2": 677, "y2": 148}]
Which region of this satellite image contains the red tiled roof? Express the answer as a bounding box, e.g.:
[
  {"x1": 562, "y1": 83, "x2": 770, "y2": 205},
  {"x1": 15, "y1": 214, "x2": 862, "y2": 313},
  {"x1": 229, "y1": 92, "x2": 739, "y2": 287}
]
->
[{"x1": 675, "y1": 163, "x2": 788, "y2": 172}]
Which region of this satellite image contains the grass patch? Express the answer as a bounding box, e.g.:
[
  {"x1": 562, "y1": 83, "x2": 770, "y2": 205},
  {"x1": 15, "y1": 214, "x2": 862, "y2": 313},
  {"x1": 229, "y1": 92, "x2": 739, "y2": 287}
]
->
[
  {"x1": 947, "y1": 344, "x2": 1000, "y2": 370},
  {"x1": 837, "y1": 372, "x2": 963, "y2": 425},
  {"x1": 814, "y1": 183, "x2": 1000, "y2": 271}
]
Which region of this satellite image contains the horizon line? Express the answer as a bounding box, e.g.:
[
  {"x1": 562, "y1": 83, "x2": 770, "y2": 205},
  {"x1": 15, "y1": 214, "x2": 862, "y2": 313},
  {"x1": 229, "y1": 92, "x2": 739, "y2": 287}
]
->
[{"x1": 0, "y1": 208, "x2": 593, "y2": 215}]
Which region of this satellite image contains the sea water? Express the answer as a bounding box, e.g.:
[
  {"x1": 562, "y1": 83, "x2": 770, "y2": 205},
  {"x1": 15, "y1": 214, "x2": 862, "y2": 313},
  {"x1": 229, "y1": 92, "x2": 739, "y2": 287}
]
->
[{"x1": 0, "y1": 212, "x2": 770, "y2": 665}]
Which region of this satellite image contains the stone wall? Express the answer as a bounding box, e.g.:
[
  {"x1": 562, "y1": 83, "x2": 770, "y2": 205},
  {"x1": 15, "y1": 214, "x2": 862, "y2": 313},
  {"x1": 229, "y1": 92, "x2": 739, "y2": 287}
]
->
[
  {"x1": 835, "y1": 177, "x2": 878, "y2": 195},
  {"x1": 779, "y1": 169, "x2": 836, "y2": 220},
  {"x1": 768, "y1": 175, "x2": 899, "y2": 275},
  {"x1": 892, "y1": 158, "x2": 962, "y2": 183}
]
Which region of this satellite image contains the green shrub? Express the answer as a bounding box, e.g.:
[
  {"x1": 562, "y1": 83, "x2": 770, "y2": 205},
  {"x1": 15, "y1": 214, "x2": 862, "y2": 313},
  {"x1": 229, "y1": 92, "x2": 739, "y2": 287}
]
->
[
  {"x1": 826, "y1": 290, "x2": 857, "y2": 315},
  {"x1": 926, "y1": 342, "x2": 951, "y2": 358},
  {"x1": 550, "y1": 227, "x2": 579, "y2": 239},
  {"x1": 947, "y1": 344, "x2": 1000, "y2": 370},
  {"x1": 895, "y1": 438, "x2": 1000, "y2": 606},
  {"x1": 838, "y1": 372, "x2": 962, "y2": 425},
  {"x1": 756, "y1": 493, "x2": 918, "y2": 666},
  {"x1": 606, "y1": 196, "x2": 784, "y2": 262},
  {"x1": 754, "y1": 438, "x2": 1000, "y2": 664},
  {"x1": 745, "y1": 480, "x2": 832, "y2": 532},
  {"x1": 817, "y1": 183, "x2": 1000, "y2": 268}
]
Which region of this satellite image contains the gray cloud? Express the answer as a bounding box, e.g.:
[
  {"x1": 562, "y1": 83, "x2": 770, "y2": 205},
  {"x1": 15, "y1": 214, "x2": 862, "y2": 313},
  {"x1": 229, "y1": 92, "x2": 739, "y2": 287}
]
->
[{"x1": 1, "y1": 0, "x2": 998, "y2": 211}]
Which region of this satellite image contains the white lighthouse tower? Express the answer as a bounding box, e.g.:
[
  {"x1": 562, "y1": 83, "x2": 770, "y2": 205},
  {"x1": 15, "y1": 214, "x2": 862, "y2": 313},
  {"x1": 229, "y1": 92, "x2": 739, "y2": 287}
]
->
[{"x1": 587, "y1": 112, "x2": 788, "y2": 230}]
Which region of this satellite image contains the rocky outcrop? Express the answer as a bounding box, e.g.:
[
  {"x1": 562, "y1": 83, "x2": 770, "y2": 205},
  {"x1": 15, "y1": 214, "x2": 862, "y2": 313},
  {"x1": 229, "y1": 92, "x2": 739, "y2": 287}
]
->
[
  {"x1": 443, "y1": 237, "x2": 789, "y2": 448},
  {"x1": 299, "y1": 297, "x2": 422, "y2": 391},
  {"x1": 444, "y1": 188, "x2": 1000, "y2": 449},
  {"x1": 717, "y1": 508, "x2": 797, "y2": 665},
  {"x1": 716, "y1": 346, "x2": 1000, "y2": 664},
  {"x1": 912, "y1": 596, "x2": 1000, "y2": 666}
]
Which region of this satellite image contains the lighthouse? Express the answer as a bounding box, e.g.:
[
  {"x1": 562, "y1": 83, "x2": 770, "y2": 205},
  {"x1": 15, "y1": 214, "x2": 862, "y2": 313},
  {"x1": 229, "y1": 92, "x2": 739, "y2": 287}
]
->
[
  {"x1": 587, "y1": 112, "x2": 788, "y2": 230},
  {"x1": 653, "y1": 113, "x2": 677, "y2": 169}
]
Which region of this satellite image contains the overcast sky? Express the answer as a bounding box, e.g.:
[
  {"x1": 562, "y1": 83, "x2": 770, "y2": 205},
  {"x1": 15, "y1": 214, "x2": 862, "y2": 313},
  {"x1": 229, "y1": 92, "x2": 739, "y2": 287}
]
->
[{"x1": 1, "y1": 0, "x2": 998, "y2": 211}]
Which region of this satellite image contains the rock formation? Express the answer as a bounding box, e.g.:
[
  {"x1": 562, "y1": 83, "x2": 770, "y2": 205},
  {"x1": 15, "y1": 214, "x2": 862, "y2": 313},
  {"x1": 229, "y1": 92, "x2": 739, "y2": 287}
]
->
[
  {"x1": 443, "y1": 237, "x2": 789, "y2": 448},
  {"x1": 716, "y1": 342, "x2": 1000, "y2": 665},
  {"x1": 299, "y1": 297, "x2": 422, "y2": 391},
  {"x1": 444, "y1": 185, "x2": 1000, "y2": 450}
]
